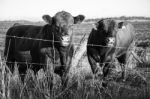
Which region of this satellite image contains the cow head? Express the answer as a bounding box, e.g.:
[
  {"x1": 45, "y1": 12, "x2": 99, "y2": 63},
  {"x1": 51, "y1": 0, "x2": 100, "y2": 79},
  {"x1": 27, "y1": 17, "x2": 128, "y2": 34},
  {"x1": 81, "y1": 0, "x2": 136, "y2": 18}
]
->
[
  {"x1": 95, "y1": 19, "x2": 118, "y2": 47},
  {"x1": 42, "y1": 11, "x2": 85, "y2": 46}
]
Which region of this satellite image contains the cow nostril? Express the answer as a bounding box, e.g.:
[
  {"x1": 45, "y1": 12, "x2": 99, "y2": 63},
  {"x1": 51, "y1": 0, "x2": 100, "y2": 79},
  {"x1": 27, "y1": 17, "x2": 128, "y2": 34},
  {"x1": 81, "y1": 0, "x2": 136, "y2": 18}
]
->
[
  {"x1": 62, "y1": 35, "x2": 70, "y2": 41},
  {"x1": 106, "y1": 39, "x2": 110, "y2": 43}
]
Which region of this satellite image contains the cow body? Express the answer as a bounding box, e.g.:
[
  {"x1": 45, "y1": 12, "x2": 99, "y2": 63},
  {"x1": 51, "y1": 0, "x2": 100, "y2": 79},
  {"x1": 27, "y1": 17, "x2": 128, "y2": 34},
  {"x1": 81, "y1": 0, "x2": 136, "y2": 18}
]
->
[
  {"x1": 87, "y1": 19, "x2": 135, "y2": 79},
  {"x1": 4, "y1": 11, "x2": 85, "y2": 82}
]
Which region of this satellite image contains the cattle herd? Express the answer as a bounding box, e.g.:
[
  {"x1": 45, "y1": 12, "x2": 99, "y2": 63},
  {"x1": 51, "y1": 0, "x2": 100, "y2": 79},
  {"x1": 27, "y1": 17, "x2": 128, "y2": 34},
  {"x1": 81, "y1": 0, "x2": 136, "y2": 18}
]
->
[{"x1": 4, "y1": 11, "x2": 135, "y2": 87}]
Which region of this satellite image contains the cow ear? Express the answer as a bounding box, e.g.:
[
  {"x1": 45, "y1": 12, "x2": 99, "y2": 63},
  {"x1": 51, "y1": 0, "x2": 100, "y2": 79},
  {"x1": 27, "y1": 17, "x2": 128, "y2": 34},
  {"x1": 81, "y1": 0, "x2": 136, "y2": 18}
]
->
[
  {"x1": 42, "y1": 15, "x2": 52, "y2": 25},
  {"x1": 93, "y1": 22, "x2": 99, "y2": 30},
  {"x1": 95, "y1": 19, "x2": 104, "y2": 29},
  {"x1": 74, "y1": 15, "x2": 85, "y2": 24},
  {"x1": 118, "y1": 22, "x2": 124, "y2": 29}
]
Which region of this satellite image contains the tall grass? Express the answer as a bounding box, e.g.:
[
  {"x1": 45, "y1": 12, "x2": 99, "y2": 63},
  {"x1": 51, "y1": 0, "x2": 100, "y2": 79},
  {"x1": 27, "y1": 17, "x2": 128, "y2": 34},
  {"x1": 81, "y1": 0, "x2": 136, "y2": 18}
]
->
[{"x1": 0, "y1": 39, "x2": 149, "y2": 99}]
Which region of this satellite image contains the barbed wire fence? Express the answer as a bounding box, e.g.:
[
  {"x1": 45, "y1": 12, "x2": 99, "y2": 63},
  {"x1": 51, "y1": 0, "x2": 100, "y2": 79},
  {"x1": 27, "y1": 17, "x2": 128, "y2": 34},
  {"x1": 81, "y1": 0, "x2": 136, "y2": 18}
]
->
[
  {"x1": 0, "y1": 33, "x2": 149, "y2": 99},
  {"x1": 2, "y1": 35, "x2": 145, "y2": 49}
]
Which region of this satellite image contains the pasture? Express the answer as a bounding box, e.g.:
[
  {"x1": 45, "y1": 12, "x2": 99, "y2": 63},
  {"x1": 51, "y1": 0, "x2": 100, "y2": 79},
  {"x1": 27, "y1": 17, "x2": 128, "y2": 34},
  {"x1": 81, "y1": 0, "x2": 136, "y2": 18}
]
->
[{"x1": 0, "y1": 19, "x2": 150, "y2": 99}]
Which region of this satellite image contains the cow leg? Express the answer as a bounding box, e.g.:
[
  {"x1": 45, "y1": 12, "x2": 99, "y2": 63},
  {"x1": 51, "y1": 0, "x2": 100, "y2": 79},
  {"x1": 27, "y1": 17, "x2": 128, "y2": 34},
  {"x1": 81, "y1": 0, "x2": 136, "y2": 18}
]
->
[
  {"x1": 32, "y1": 61, "x2": 43, "y2": 75},
  {"x1": 55, "y1": 46, "x2": 73, "y2": 89},
  {"x1": 5, "y1": 47, "x2": 15, "y2": 74},
  {"x1": 56, "y1": 47, "x2": 67, "y2": 77},
  {"x1": 103, "y1": 63, "x2": 110, "y2": 78},
  {"x1": 18, "y1": 63, "x2": 28, "y2": 82},
  {"x1": 30, "y1": 50, "x2": 42, "y2": 75},
  {"x1": 62, "y1": 45, "x2": 74, "y2": 88},
  {"x1": 117, "y1": 54, "x2": 127, "y2": 80},
  {"x1": 65, "y1": 45, "x2": 74, "y2": 74},
  {"x1": 87, "y1": 48, "x2": 103, "y2": 78},
  {"x1": 102, "y1": 54, "x2": 114, "y2": 78},
  {"x1": 15, "y1": 52, "x2": 30, "y2": 82},
  {"x1": 4, "y1": 38, "x2": 15, "y2": 74},
  {"x1": 6, "y1": 57, "x2": 15, "y2": 74},
  {"x1": 87, "y1": 52, "x2": 109, "y2": 87},
  {"x1": 57, "y1": 47, "x2": 68, "y2": 89},
  {"x1": 88, "y1": 55, "x2": 103, "y2": 76}
]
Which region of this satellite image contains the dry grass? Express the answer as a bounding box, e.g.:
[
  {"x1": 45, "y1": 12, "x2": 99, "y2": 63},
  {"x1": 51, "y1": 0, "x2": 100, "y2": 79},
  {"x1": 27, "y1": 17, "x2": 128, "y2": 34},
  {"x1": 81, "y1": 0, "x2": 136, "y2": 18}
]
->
[
  {"x1": 0, "y1": 40, "x2": 149, "y2": 99},
  {"x1": 0, "y1": 20, "x2": 150, "y2": 99}
]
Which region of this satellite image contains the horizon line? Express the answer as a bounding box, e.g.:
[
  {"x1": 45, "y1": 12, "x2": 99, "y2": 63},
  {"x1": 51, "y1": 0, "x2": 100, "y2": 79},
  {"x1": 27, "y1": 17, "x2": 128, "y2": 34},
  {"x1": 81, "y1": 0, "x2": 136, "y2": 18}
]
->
[{"x1": 0, "y1": 15, "x2": 150, "y2": 22}]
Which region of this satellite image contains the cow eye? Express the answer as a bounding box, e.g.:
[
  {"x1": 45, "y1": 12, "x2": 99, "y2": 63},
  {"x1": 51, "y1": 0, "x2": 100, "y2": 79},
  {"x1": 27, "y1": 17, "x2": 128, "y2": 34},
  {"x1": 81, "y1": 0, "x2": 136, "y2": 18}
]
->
[
  {"x1": 106, "y1": 38, "x2": 109, "y2": 42},
  {"x1": 56, "y1": 26, "x2": 62, "y2": 32}
]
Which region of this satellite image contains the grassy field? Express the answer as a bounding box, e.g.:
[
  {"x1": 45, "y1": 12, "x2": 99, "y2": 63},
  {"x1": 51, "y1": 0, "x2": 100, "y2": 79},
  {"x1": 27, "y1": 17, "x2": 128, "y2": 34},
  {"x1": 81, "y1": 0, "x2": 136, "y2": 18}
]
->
[{"x1": 0, "y1": 19, "x2": 150, "y2": 99}]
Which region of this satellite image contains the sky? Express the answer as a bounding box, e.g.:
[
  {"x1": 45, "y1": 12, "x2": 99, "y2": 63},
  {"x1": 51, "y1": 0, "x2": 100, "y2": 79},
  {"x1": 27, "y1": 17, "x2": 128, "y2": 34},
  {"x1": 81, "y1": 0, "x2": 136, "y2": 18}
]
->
[{"x1": 0, "y1": 0, "x2": 150, "y2": 21}]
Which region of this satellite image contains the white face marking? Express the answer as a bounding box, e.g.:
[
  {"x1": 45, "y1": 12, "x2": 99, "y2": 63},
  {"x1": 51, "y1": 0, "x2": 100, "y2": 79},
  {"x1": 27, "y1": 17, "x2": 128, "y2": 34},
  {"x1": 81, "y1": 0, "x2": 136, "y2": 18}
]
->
[
  {"x1": 107, "y1": 37, "x2": 115, "y2": 47},
  {"x1": 122, "y1": 26, "x2": 126, "y2": 29},
  {"x1": 62, "y1": 35, "x2": 70, "y2": 46}
]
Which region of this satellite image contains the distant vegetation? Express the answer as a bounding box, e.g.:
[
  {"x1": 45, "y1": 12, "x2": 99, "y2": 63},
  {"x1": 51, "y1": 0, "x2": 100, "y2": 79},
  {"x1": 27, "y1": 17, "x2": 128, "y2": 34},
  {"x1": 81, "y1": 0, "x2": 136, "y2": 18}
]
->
[
  {"x1": 0, "y1": 20, "x2": 45, "y2": 29},
  {"x1": 1, "y1": 16, "x2": 150, "y2": 28},
  {"x1": 85, "y1": 16, "x2": 150, "y2": 22}
]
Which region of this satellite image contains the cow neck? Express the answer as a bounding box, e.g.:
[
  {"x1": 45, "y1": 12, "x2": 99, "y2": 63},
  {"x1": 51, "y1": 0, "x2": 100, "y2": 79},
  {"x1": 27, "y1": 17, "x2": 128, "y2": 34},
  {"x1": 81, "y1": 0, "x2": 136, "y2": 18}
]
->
[
  {"x1": 35, "y1": 24, "x2": 51, "y2": 40},
  {"x1": 42, "y1": 24, "x2": 57, "y2": 41},
  {"x1": 51, "y1": 25, "x2": 62, "y2": 41},
  {"x1": 39, "y1": 24, "x2": 60, "y2": 48},
  {"x1": 96, "y1": 29, "x2": 106, "y2": 46}
]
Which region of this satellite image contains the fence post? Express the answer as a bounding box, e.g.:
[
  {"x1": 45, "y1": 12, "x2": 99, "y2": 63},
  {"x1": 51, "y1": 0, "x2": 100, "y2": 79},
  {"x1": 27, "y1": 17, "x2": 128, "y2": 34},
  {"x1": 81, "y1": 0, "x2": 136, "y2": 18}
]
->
[
  {"x1": 70, "y1": 39, "x2": 87, "y2": 75},
  {"x1": 0, "y1": 55, "x2": 5, "y2": 99}
]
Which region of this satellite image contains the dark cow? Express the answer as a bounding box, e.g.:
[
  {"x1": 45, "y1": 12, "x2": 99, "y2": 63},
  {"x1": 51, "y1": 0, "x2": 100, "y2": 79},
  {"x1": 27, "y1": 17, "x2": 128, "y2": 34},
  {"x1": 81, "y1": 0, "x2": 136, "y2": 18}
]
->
[
  {"x1": 87, "y1": 19, "x2": 135, "y2": 80},
  {"x1": 4, "y1": 11, "x2": 85, "y2": 82}
]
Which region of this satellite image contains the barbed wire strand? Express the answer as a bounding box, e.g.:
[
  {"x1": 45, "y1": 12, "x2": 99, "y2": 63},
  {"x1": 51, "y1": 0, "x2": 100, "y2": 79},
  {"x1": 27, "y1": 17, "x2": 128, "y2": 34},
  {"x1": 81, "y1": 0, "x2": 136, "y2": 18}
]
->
[{"x1": 4, "y1": 35, "x2": 144, "y2": 50}]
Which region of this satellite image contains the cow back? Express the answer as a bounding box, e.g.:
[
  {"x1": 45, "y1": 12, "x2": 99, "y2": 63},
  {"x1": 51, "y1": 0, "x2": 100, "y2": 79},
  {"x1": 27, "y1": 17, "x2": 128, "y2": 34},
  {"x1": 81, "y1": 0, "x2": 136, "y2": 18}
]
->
[
  {"x1": 6, "y1": 25, "x2": 42, "y2": 51},
  {"x1": 115, "y1": 23, "x2": 135, "y2": 57}
]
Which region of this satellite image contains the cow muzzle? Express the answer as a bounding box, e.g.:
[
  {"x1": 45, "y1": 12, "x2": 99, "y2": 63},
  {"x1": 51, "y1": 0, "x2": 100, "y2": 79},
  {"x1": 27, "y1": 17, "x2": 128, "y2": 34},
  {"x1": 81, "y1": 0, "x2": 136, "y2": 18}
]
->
[
  {"x1": 61, "y1": 35, "x2": 70, "y2": 46},
  {"x1": 106, "y1": 37, "x2": 116, "y2": 47}
]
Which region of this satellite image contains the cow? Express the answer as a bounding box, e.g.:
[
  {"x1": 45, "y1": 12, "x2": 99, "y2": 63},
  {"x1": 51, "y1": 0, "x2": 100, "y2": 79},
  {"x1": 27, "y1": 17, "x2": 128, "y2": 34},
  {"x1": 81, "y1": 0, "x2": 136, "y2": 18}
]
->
[
  {"x1": 4, "y1": 11, "x2": 85, "y2": 83},
  {"x1": 87, "y1": 19, "x2": 135, "y2": 81}
]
